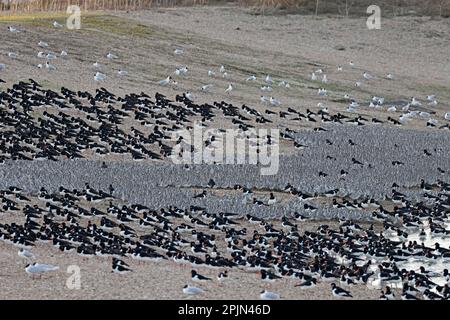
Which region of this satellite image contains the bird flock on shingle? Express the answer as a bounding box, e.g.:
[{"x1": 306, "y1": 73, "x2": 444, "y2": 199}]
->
[
  {"x1": 0, "y1": 178, "x2": 449, "y2": 299},
  {"x1": 1, "y1": 20, "x2": 449, "y2": 300},
  {"x1": 1, "y1": 23, "x2": 450, "y2": 134},
  {"x1": 0, "y1": 78, "x2": 449, "y2": 166}
]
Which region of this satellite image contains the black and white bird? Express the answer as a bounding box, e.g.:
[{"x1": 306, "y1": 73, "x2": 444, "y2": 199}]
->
[
  {"x1": 331, "y1": 283, "x2": 352, "y2": 298},
  {"x1": 191, "y1": 270, "x2": 212, "y2": 283}
]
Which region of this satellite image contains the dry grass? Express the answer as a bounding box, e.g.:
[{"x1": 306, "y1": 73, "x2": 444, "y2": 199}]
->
[
  {"x1": 0, "y1": 0, "x2": 210, "y2": 13},
  {"x1": 1, "y1": 0, "x2": 450, "y2": 16}
]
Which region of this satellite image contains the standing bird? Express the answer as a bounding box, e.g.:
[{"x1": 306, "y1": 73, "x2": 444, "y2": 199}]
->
[
  {"x1": 158, "y1": 76, "x2": 171, "y2": 86},
  {"x1": 191, "y1": 270, "x2": 212, "y2": 283},
  {"x1": 225, "y1": 83, "x2": 233, "y2": 94},
  {"x1": 218, "y1": 271, "x2": 228, "y2": 283},
  {"x1": 331, "y1": 283, "x2": 352, "y2": 298}
]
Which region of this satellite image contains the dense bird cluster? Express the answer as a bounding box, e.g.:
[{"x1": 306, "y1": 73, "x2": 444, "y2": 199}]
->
[
  {"x1": 1, "y1": 20, "x2": 449, "y2": 301},
  {"x1": 1, "y1": 79, "x2": 448, "y2": 164},
  {"x1": 0, "y1": 179, "x2": 449, "y2": 299}
]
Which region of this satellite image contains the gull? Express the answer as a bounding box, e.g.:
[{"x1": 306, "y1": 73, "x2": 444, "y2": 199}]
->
[
  {"x1": 46, "y1": 53, "x2": 57, "y2": 60},
  {"x1": 426, "y1": 95, "x2": 436, "y2": 101},
  {"x1": 269, "y1": 97, "x2": 281, "y2": 106},
  {"x1": 419, "y1": 111, "x2": 430, "y2": 118},
  {"x1": 222, "y1": 72, "x2": 228, "y2": 78},
  {"x1": 60, "y1": 50, "x2": 68, "y2": 57},
  {"x1": 38, "y1": 41, "x2": 49, "y2": 48},
  {"x1": 411, "y1": 97, "x2": 422, "y2": 107},
  {"x1": 372, "y1": 96, "x2": 384, "y2": 105},
  {"x1": 275, "y1": 80, "x2": 289, "y2": 88},
  {"x1": 261, "y1": 86, "x2": 272, "y2": 92},
  {"x1": 207, "y1": 70, "x2": 215, "y2": 77},
  {"x1": 8, "y1": 26, "x2": 20, "y2": 33},
  {"x1": 387, "y1": 73, "x2": 394, "y2": 80},
  {"x1": 337, "y1": 65, "x2": 343, "y2": 71},
  {"x1": 53, "y1": 21, "x2": 64, "y2": 28},
  {"x1": 260, "y1": 96, "x2": 269, "y2": 104},
  {"x1": 18, "y1": 248, "x2": 35, "y2": 260},
  {"x1": 94, "y1": 72, "x2": 106, "y2": 81},
  {"x1": 260, "y1": 290, "x2": 280, "y2": 300},
  {"x1": 45, "y1": 61, "x2": 56, "y2": 70},
  {"x1": 37, "y1": 51, "x2": 45, "y2": 58},
  {"x1": 311, "y1": 72, "x2": 317, "y2": 81},
  {"x1": 25, "y1": 263, "x2": 59, "y2": 278},
  {"x1": 402, "y1": 103, "x2": 410, "y2": 112},
  {"x1": 246, "y1": 75, "x2": 256, "y2": 81},
  {"x1": 363, "y1": 72, "x2": 372, "y2": 80},
  {"x1": 175, "y1": 66, "x2": 188, "y2": 76},
  {"x1": 93, "y1": 61, "x2": 101, "y2": 69},
  {"x1": 201, "y1": 84, "x2": 213, "y2": 91},
  {"x1": 387, "y1": 106, "x2": 397, "y2": 112},
  {"x1": 8, "y1": 52, "x2": 18, "y2": 59},
  {"x1": 265, "y1": 75, "x2": 274, "y2": 84},
  {"x1": 428, "y1": 100, "x2": 438, "y2": 107},
  {"x1": 107, "y1": 52, "x2": 118, "y2": 60},
  {"x1": 355, "y1": 81, "x2": 362, "y2": 88},
  {"x1": 321, "y1": 74, "x2": 328, "y2": 84},
  {"x1": 0, "y1": 63, "x2": 5, "y2": 71},
  {"x1": 347, "y1": 105, "x2": 357, "y2": 113},
  {"x1": 185, "y1": 92, "x2": 195, "y2": 101},
  {"x1": 118, "y1": 70, "x2": 128, "y2": 76},
  {"x1": 315, "y1": 69, "x2": 323, "y2": 74},
  {"x1": 444, "y1": 112, "x2": 450, "y2": 120},
  {"x1": 179, "y1": 66, "x2": 189, "y2": 74},
  {"x1": 349, "y1": 101, "x2": 359, "y2": 108},
  {"x1": 349, "y1": 61, "x2": 355, "y2": 67},
  {"x1": 399, "y1": 114, "x2": 411, "y2": 123},
  {"x1": 318, "y1": 88, "x2": 327, "y2": 96},
  {"x1": 225, "y1": 83, "x2": 233, "y2": 93},
  {"x1": 220, "y1": 65, "x2": 226, "y2": 73},
  {"x1": 158, "y1": 76, "x2": 171, "y2": 86},
  {"x1": 174, "y1": 48, "x2": 184, "y2": 55},
  {"x1": 343, "y1": 94, "x2": 351, "y2": 99},
  {"x1": 37, "y1": 64, "x2": 43, "y2": 69},
  {"x1": 183, "y1": 285, "x2": 204, "y2": 295}
]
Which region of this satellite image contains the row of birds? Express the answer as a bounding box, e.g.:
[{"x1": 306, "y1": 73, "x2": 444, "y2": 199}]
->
[
  {"x1": 1, "y1": 176, "x2": 449, "y2": 299},
  {"x1": 1, "y1": 78, "x2": 448, "y2": 165},
  {"x1": 3, "y1": 24, "x2": 450, "y2": 126}
]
